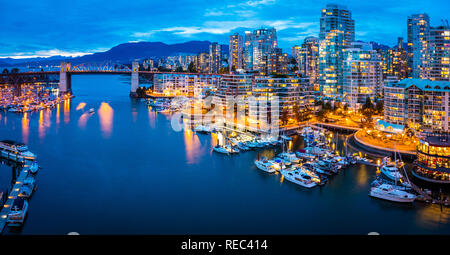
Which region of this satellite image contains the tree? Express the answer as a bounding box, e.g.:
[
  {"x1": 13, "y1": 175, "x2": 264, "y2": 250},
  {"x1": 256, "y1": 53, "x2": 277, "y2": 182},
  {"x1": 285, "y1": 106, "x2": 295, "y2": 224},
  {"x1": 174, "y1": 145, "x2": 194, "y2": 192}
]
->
[
  {"x1": 231, "y1": 65, "x2": 236, "y2": 72},
  {"x1": 375, "y1": 101, "x2": 384, "y2": 114},
  {"x1": 2, "y1": 68, "x2": 8, "y2": 74},
  {"x1": 362, "y1": 97, "x2": 374, "y2": 111},
  {"x1": 293, "y1": 103, "x2": 302, "y2": 123},
  {"x1": 175, "y1": 66, "x2": 184, "y2": 72},
  {"x1": 280, "y1": 108, "x2": 289, "y2": 125},
  {"x1": 188, "y1": 62, "x2": 196, "y2": 73},
  {"x1": 11, "y1": 68, "x2": 19, "y2": 73}
]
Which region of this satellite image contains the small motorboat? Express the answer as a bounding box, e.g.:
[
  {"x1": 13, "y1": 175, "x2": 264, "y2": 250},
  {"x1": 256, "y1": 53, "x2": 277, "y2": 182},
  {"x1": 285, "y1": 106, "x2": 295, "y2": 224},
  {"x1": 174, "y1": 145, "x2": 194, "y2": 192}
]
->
[
  {"x1": 7, "y1": 198, "x2": 29, "y2": 227},
  {"x1": 254, "y1": 158, "x2": 276, "y2": 173},
  {"x1": 24, "y1": 161, "x2": 39, "y2": 174},
  {"x1": 88, "y1": 108, "x2": 95, "y2": 114},
  {"x1": 278, "y1": 152, "x2": 300, "y2": 163},
  {"x1": 18, "y1": 176, "x2": 36, "y2": 198},
  {"x1": 380, "y1": 165, "x2": 403, "y2": 182},
  {"x1": 213, "y1": 145, "x2": 229, "y2": 154}
]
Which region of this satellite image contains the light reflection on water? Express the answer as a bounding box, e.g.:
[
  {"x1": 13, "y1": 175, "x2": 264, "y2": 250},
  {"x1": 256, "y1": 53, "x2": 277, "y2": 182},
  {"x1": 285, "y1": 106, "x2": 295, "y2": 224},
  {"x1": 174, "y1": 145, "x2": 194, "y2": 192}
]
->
[
  {"x1": 64, "y1": 98, "x2": 70, "y2": 124},
  {"x1": 75, "y1": 102, "x2": 86, "y2": 111},
  {"x1": 78, "y1": 112, "x2": 90, "y2": 130},
  {"x1": 183, "y1": 128, "x2": 202, "y2": 164},
  {"x1": 98, "y1": 102, "x2": 114, "y2": 138},
  {"x1": 21, "y1": 112, "x2": 29, "y2": 144},
  {"x1": 417, "y1": 204, "x2": 450, "y2": 229}
]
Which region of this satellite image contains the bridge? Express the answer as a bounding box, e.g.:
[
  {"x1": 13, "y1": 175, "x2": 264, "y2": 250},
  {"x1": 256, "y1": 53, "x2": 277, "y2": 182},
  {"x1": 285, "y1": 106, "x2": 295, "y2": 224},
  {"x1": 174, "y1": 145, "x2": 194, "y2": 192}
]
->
[{"x1": 0, "y1": 62, "x2": 213, "y2": 97}]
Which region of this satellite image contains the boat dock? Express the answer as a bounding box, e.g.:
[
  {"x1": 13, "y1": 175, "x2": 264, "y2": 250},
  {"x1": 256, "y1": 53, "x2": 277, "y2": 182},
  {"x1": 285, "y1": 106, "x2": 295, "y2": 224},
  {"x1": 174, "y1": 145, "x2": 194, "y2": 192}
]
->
[{"x1": 0, "y1": 166, "x2": 28, "y2": 233}]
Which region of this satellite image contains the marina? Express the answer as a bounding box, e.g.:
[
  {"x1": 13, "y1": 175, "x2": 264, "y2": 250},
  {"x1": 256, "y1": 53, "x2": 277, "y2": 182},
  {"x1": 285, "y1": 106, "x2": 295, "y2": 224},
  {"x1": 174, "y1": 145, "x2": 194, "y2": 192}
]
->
[{"x1": 0, "y1": 75, "x2": 449, "y2": 234}]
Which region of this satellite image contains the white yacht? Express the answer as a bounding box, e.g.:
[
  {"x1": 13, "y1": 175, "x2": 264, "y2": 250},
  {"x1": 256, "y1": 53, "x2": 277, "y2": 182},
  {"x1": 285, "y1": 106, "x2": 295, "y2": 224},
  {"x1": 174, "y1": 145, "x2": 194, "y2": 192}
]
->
[
  {"x1": 380, "y1": 165, "x2": 403, "y2": 181},
  {"x1": 88, "y1": 108, "x2": 95, "y2": 114},
  {"x1": 369, "y1": 184, "x2": 416, "y2": 203},
  {"x1": 0, "y1": 140, "x2": 36, "y2": 161},
  {"x1": 278, "y1": 152, "x2": 300, "y2": 163},
  {"x1": 280, "y1": 169, "x2": 317, "y2": 188},
  {"x1": 254, "y1": 158, "x2": 276, "y2": 173},
  {"x1": 19, "y1": 176, "x2": 36, "y2": 198}
]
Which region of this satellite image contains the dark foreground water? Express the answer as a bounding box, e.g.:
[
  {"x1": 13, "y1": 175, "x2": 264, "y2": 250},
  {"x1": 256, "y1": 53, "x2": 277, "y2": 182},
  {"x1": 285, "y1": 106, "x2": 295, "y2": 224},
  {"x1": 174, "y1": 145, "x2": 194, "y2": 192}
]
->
[{"x1": 0, "y1": 75, "x2": 449, "y2": 234}]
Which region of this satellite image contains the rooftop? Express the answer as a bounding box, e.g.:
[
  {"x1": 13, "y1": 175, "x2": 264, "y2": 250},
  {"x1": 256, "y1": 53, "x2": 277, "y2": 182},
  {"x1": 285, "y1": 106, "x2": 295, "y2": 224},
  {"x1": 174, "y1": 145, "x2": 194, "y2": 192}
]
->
[
  {"x1": 421, "y1": 135, "x2": 450, "y2": 147},
  {"x1": 386, "y1": 78, "x2": 450, "y2": 92}
]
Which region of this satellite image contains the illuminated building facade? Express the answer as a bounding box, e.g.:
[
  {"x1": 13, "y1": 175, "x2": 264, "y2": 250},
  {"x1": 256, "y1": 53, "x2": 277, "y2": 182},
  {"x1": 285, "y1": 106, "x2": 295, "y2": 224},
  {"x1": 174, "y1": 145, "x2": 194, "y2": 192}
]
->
[
  {"x1": 209, "y1": 42, "x2": 222, "y2": 74},
  {"x1": 196, "y1": 53, "x2": 210, "y2": 73},
  {"x1": 408, "y1": 14, "x2": 430, "y2": 79},
  {"x1": 296, "y1": 37, "x2": 319, "y2": 87},
  {"x1": 262, "y1": 48, "x2": 289, "y2": 75},
  {"x1": 318, "y1": 4, "x2": 355, "y2": 98},
  {"x1": 429, "y1": 25, "x2": 450, "y2": 81},
  {"x1": 342, "y1": 42, "x2": 383, "y2": 109},
  {"x1": 229, "y1": 33, "x2": 243, "y2": 72},
  {"x1": 384, "y1": 78, "x2": 450, "y2": 132},
  {"x1": 415, "y1": 135, "x2": 450, "y2": 183},
  {"x1": 384, "y1": 37, "x2": 409, "y2": 80},
  {"x1": 153, "y1": 73, "x2": 220, "y2": 97},
  {"x1": 244, "y1": 28, "x2": 277, "y2": 72},
  {"x1": 251, "y1": 76, "x2": 313, "y2": 129}
]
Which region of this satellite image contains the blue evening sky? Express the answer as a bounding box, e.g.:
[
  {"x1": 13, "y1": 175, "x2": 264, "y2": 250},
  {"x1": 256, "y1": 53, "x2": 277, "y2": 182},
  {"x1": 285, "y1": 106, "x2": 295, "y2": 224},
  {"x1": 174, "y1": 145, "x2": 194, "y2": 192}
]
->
[{"x1": 0, "y1": 0, "x2": 449, "y2": 58}]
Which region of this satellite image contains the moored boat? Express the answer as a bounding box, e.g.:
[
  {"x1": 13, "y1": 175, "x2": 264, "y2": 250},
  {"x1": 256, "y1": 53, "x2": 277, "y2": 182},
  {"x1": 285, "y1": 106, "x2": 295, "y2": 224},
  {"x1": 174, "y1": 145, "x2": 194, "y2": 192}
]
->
[
  {"x1": 7, "y1": 198, "x2": 29, "y2": 227},
  {"x1": 369, "y1": 183, "x2": 416, "y2": 203}
]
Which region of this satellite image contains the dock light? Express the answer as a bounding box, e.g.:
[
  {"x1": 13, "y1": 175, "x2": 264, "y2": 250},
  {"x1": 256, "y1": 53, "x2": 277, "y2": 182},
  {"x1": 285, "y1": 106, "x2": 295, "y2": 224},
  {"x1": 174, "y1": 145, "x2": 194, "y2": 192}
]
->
[
  {"x1": 8, "y1": 196, "x2": 13, "y2": 199},
  {"x1": 14, "y1": 188, "x2": 19, "y2": 192},
  {"x1": 1, "y1": 215, "x2": 6, "y2": 219}
]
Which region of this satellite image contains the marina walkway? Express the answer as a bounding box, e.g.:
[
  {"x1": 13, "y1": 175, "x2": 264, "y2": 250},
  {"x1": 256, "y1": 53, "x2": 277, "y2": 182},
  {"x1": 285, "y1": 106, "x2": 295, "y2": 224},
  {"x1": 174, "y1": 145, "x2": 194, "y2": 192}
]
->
[{"x1": 0, "y1": 167, "x2": 27, "y2": 233}]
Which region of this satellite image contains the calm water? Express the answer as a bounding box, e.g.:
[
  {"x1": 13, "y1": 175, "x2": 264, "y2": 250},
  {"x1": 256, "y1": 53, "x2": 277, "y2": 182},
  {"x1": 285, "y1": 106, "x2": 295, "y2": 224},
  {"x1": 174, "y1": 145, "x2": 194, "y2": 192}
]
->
[{"x1": 0, "y1": 74, "x2": 449, "y2": 234}]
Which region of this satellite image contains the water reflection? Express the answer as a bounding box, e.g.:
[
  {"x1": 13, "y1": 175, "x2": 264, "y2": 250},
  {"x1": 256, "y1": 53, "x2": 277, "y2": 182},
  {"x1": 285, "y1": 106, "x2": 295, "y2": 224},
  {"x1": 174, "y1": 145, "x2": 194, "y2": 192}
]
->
[
  {"x1": 56, "y1": 103, "x2": 60, "y2": 125},
  {"x1": 148, "y1": 107, "x2": 156, "y2": 129},
  {"x1": 356, "y1": 164, "x2": 369, "y2": 187},
  {"x1": 98, "y1": 102, "x2": 114, "y2": 138},
  {"x1": 417, "y1": 204, "x2": 450, "y2": 229},
  {"x1": 75, "y1": 102, "x2": 86, "y2": 111},
  {"x1": 64, "y1": 99, "x2": 71, "y2": 124},
  {"x1": 21, "y1": 113, "x2": 29, "y2": 144},
  {"x1": 184, "y1": 128, "x2": 202, "y2": 164},
  {"x1": 38, "y1": 110, "x2": 44, "y2": 140},
  {"x1": 78, "y1": 112, "x2": 90, "y2": 130}
]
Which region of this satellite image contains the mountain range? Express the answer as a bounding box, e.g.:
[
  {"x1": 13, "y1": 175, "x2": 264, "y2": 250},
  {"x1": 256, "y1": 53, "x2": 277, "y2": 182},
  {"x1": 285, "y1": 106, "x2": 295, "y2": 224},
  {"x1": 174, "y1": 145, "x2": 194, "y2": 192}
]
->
[{"x1": 0, "y1": 41, "x2": 228, "y2": 67}]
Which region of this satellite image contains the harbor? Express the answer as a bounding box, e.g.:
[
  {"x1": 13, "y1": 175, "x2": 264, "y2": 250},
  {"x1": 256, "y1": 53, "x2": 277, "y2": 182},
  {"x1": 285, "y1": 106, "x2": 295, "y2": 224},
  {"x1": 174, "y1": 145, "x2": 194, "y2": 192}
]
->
[{"x1": 0, "y1": 75, "x2": 449, "y2": 234}]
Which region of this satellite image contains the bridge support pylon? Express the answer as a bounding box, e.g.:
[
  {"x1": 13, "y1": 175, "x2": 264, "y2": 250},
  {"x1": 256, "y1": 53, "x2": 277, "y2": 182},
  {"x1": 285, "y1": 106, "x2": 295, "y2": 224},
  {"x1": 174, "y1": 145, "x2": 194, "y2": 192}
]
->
[
  {"x1": 59, "y1": 62, "x2": 72, "y2": 94},
  {"x1": 130, "y1": 61, "x2": 139, "y2": 97}
]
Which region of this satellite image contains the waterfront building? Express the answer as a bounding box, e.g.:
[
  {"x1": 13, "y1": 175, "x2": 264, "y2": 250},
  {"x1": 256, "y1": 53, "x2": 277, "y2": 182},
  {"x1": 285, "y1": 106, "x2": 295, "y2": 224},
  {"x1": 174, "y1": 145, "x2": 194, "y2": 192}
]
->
[
  {"x1": 296, "y1": 37, "x2": 319, "y2": 88},
  {"x1": 229, "y1": 33, "x2": 243, "y2": 72},
  {"x1": 251, "y1": 76, "x2": 313, "y2": 129},
  {"x1": 153, "y1": 73, "x2": 220, "y2": 97},
  {"x1": 244, "y1": 28, "x2": 277, "y2": 72},
  {"x1": 408, "y1": 14, "x2": 430, "y2": 79},
  {"x1": 342, "y1": 42, "x2": 383, "y2": 109},
  {"x1": 384, "y1": 78, "x2": 450, "y2": 132},
  {"x1": 318, "y1": 4, "x2": 355, "y2": 98},
  {"x1": 415, "y1": 135, "x2": 450, "y2": 183},
  {"x1": 209, "y1": 43, "x2": 222, "y2": 74}
]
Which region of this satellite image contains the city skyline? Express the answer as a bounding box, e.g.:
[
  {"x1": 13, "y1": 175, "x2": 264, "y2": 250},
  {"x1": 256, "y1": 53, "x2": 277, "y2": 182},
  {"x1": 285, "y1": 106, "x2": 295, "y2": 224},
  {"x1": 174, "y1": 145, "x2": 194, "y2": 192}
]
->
[{"x1": 1, "y1": 0, "x2": 450, "y2": 58}]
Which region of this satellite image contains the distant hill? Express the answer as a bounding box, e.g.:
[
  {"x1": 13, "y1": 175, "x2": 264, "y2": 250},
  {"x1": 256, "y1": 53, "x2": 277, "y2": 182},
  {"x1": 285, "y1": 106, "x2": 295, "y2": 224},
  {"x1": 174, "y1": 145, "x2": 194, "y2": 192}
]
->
[{"x1": 0, "y1": 41, "x2": 229, "y2": 66}]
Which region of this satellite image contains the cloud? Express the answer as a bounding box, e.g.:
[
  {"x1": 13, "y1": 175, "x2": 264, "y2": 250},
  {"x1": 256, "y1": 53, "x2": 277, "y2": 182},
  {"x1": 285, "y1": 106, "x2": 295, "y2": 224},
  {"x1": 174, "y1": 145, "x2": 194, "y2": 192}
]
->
[{"x1": 0, "y1": 49, "x2": 93, "y2": 59}]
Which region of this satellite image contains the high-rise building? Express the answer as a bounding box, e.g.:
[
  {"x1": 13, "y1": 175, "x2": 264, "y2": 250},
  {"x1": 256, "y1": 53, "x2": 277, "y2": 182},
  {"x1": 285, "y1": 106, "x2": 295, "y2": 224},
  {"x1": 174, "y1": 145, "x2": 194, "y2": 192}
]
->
[
  {"x1": 429, "y1": 25, "x2": 450, "y2": 81},
  {"x1": 209, "y1": 43, "x2": 222, "y2": 74},
  {"x1": 342, "y1": 42, "x2": 383, "y2": 109},
  {"x1": 262, "y1": 48, "x2": 289, "y2": 75},
  {"x1": 408, "y1": 14, "x2": 430, "y2": 79},
  {"x1": 244, "y1": 28, "x2": 277, "y2": 72},
  {"x1": 383, "y1": 37, "x2": 409, "y2": 80},
  {"x1": 318, "y1": 4, "x2": 355, "y2": 98},
  {"x1": 297, "y1": 37, "x2": 319, "y2": 87},
  {"x1": 196, "y1": 53, "x2": 210, "y2": 73},
  {"x1": 229, "y1": 33, "x2": 243, "y2": 72}
]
